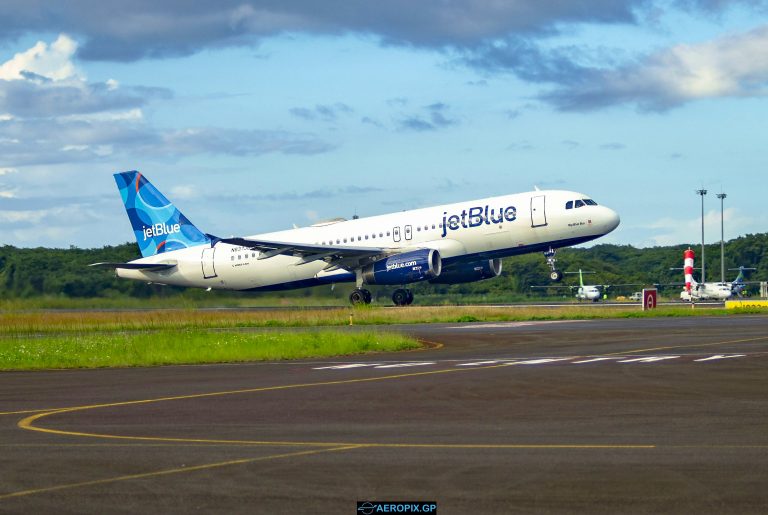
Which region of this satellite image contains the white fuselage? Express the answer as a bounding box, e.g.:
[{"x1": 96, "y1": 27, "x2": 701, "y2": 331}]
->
[
  {"x1": 118, "y1": 189, "x2": 620, "y2": 291},
  {"x1": 576, "y1": 286, "x2": 602, "y2": 301},
  {"x1": 681, "y1": 282, "x2": 733, "y2": 301}
]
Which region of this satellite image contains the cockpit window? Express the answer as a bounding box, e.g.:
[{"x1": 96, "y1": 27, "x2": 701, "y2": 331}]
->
[
  {"x1": 565, "y1": 200, "x2": 573, "y2": 209},
  {"x1": 574, "y1": 199, "x2": 585, "y2": 208},
  {"x1": 583, "y1": 199, "x2": 598, "y2": 206}
]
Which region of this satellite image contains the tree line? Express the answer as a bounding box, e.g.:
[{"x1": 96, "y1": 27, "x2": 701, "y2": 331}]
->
[{"x1": 1, "y1": 232, "x2": 766, "y2": 300}]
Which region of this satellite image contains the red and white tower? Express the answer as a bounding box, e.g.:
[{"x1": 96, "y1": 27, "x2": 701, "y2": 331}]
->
[{"x1": 683, "y1": 248, "x2": 695, "y2": 292}]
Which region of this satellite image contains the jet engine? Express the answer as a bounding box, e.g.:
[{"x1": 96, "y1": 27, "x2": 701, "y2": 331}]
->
[
  {"x1": 362, "y1": 249, "x2": 441, "y2": 285},
  {"x1": 428, "y1": 258, "x2": 502, "y2": 284}
]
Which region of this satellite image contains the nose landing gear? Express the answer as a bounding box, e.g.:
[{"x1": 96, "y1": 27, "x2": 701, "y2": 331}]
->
[{"x1": 544, "y1": 248, "x2": 563, "y2": 282}]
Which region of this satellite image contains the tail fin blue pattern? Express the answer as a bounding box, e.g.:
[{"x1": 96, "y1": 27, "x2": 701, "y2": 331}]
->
[{"x1": 114, "y1": 171, "x2": 210, "y2": 258}]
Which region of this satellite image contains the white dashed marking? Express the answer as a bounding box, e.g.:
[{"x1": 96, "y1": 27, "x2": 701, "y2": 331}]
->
[
  {"x1": 571, "y1": 357, "x2": 617, "y2": 364},
  {"x1": 312, "y1": 363, "x2": 380, "y2": 370},
  {"x1": 508, "y1": 358, "x2": 571, "y2": 365},
  {"x1": 618, "y1": 356, "x2": 680, "y2": 363},
  {"x1": 448, "y1": 320, "x2": 587, "y2": 329},
  {"x1": 374, "y1": 362, "x2": 436, "y2": 369},
  {"x1": 313, "y1": 354, "x2": 755, "y2": 372},
  {"x1": 694, "y1": 354, "x2": 747, "y2": 362}
]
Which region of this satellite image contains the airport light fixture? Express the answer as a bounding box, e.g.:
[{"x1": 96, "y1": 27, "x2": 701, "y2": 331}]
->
[
  {"x1": 696, "y1": 189, "x2": 707, "y2": 283},
  {"x1": 717, "y1": 192, "x2": 727, "y2": 283}
]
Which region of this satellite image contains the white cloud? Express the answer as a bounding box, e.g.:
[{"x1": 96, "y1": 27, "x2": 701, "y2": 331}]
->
[
  {"x1": 0, "y1": 34, "x2": 81, "y2": 82},
  {"x1": 641, "y1": 207, "x2": 762, "y2": 246},
  {"x1": 627, "y1": 24, "x2": 768, "y2": 100},
  {"x1": 170, "y1": 185, "x2": 198, "y2": 200},
  {"x1": 0, "y1": 167, "x2": 17, "y2": 175},
  {"x1": 545, "y1": 23, "x2": 768, "y2": 110}
]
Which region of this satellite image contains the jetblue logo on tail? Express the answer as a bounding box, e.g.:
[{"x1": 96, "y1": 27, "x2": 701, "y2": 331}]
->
[
  {"x1": 143, "y1": 223, "x2": 181, "y2": 241},
  {"x1": 114, "y1": 170, "x2": 210, "y2": 258}
]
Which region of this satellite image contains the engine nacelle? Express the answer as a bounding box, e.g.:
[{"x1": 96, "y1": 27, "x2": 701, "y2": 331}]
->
[
  {"x1": 429, "y1": 258, "x2": 502, "y2": 284},
  {"x1": 362, "y1": 249, "x2": 441, "y2": 285}
]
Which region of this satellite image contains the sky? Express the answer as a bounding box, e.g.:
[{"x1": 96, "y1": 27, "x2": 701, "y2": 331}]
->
[{"x1": 0, "y1": 0, "x2": 767, "y2": 249}]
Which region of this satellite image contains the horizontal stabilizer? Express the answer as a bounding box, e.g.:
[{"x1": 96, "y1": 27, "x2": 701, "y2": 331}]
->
[{"x1": 89, "y1": 262, "x2": 177, "y2": 271}]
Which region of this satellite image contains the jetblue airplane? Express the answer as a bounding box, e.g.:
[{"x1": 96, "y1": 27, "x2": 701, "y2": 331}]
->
[{"x1": 92, "y1": 171, "x2": 620, "y2": 305}]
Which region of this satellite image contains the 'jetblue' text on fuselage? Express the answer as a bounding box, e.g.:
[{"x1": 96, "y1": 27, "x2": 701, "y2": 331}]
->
[{"x1": 441, "y1": 205, "x2": 517, "y2": 238}]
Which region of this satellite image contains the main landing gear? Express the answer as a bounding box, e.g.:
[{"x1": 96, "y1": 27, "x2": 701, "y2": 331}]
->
[
  {"x1": 349, "y1": 288, "x2": 372, "y2": 305},
  {"x1": 544, "y1": 247, "x2": 563, "y2": 282},
  {"x1": 392, "y1": 288, "x2": 414, "y2": 307}
]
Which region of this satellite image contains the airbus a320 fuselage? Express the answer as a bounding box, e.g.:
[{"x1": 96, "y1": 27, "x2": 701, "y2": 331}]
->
[{"x1": 93, "y1": 171, "x2": 620, "y2": 305}]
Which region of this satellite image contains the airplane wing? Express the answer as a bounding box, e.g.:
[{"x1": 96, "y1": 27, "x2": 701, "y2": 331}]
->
[
  {"x1": 89, "y1": 262, "x2": 177, "y2": 271},
  {"x1": 214, "y1": 236, "x2": 386, "y2": 269},
  {"x1": 530, "y1": 285, "x2": 578, "y2": 290}
]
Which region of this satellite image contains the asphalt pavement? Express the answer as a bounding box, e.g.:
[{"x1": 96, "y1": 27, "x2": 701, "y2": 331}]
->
[{"x1": 1, "y1": 315, "x2": 767, "y2": 514}]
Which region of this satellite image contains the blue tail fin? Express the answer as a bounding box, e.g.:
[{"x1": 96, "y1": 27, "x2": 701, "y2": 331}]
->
[{"x1": 114, "y1": 171, "x2": 210, "y2": 258}]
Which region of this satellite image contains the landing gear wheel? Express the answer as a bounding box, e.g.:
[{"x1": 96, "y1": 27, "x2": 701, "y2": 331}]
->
[
  {"x1": 350, "y1": 288, "x2": 372, "y2": 305},
  {"x1": 544, "y1": 247, "x2": 562, "y2": 282},
  {"x1": 392, "y1": 289, "x2": 409, "y2": 306},
  {"x1": 405, "y1": 289, "x2": 414, "y2": 305}
]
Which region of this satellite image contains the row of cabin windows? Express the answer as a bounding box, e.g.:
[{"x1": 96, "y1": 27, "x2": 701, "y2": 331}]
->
[
  {"x1": 230, "y1": 223, "x2": 444, "y2": 260},
  {"x1": 565, "y1": 199, "x2": 598, "y2": 210},
  {"x1": 232, "y1": 252, "x2": 258, "y2": 261},
  {"x1": 318, "y1": 224, "x2": 439, "y2": 245}
]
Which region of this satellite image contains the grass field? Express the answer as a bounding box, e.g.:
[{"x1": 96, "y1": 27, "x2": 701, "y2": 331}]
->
[
  {"x1": 0, "y1": 330, "x2": 419, "y2": 370},
  {"x1": 1, "y1": 304, "x2": 766, "y2": 336},
  {"x1": 3, "y1": 303, "x2": 765, "y2": 370}
]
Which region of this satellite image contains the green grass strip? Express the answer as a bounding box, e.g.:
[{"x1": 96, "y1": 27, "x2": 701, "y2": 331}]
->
[{"x1": 0, "y1": 330, "x2": 419, "y2": 370}]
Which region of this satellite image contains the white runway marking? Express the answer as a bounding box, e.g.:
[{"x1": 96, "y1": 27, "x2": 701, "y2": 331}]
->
[
  {"x1": 312, "y1": 353, "x2": 755, "y2": 372},
  {"x1": 448, "y1": 320, "x2": 587, "y2": 329},
  {"x1": 312, "y1": 363, "x2": 380, "y2": 370},
  {"x1": 456, "y1": 360, "x2": 507, "y2": 366},
  {"x1": 571, "y1": 357, "x2": 617, "y2": 364},
  {"x1": 374, "y1": 362, "x2": 436, "y2": 369},
  {"x1": 694, "y1": 354, "x2": 747, "y2": 362},
  {"x1": 507, "y1": 358, "x2": 571, "y2": 365},
  {"x1": 618, "y1": 356, "x2": 680, "y2": 363}
]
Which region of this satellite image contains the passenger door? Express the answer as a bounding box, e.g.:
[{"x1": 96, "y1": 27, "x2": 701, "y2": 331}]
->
[
  {"x1": 201, "y1": 247, "x2": 217, "y2": 279},
  {"x1": 530, "y1": 195, "x2": 547, "y2": 227}
]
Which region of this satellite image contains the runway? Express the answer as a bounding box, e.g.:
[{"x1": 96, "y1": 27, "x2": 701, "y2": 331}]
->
[{"x1": 1, "y1": 316, "x2": 767, "y2": 513}]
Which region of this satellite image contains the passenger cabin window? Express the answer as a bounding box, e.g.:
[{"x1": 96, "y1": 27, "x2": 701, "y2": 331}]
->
[
  {"x1": 566, "y1": 201, "x2": 573, "y2": 209},
  {"x1": 574, "y1": 200, "x2": 585, "y2": 208}
]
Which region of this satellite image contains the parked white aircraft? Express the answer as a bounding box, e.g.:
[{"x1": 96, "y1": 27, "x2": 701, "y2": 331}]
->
[
  {"x1": 679, "y1": 248, "x2": 732, "y2": 301},
  {"x1": 92, "y1": 171, "x2": 620, "y2": 305}
]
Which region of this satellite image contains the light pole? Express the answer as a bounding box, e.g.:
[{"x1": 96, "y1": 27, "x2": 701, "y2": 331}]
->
[
  {"x1": 717, "y1": 192, "x2": 727, "y2": 283},
  {"x1": 696, "y1": 189, "x2": 707, "y2": 283}
]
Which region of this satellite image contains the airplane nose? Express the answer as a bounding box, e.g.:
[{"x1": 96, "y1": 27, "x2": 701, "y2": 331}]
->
[{"x1": 603, "y1": 207, "x2": 620, "y2": 233}]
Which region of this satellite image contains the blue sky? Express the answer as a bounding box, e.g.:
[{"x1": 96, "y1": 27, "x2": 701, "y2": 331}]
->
[{"x1": 0, "y1": 1, "x2": 766, "y2": 249}]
